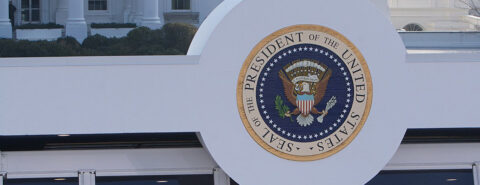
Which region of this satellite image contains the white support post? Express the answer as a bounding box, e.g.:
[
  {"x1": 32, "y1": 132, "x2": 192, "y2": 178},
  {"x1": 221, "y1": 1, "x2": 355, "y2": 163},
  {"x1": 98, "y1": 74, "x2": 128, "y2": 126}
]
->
[
  {"x1": 213, "y1": 168, "x2": 230, "y2": 185},
  {"x1": 124, "y1": 0, "x2": 133, "y2": 23},
  {"x1": 56, "y1": 0, "x2": 69, "y2": 25},
  {"x1": 66, "y1": 0, "x2": 88, "y2": 43},
  {"x1": 0, "y1": 0, "x2": 12, "y2": 39},
  {"x1": 474, "y1": 162, "x2": 480, "y2": 185},
  {"x1": 79, "y1": 170, "x2": 95, "y2": 185},
  {"x1": 0, "y1": 172, "x2": 6, "y2": 185},
  {"x1": 141, "y1": 0, "x2": 162, "y2": 29}
]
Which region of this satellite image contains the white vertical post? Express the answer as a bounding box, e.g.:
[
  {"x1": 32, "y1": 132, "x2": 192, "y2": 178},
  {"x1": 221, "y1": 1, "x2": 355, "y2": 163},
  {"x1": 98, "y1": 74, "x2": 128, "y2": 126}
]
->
[
  {"x1": 40, "y1": 0, "x2": 50, "y2": 23},
  {"x1": 0, "y1": 172, "x2": 5, "y2": 185},
  {"x1": 124, "y1": 0, "x2": 133, "y2": 23},
  {"x1": 214, "y1": 168, "x2": 230, "y2": 185},
  {"x1": 474, "y1": 162, "x2": 480, "y2": 185},
  {"x1": 79, "y1": 170, "x2": 96, "y2": 185},
  {"x1": 56, "y1": 0, "x2": 69, "y2": 24},
  {"x1": 0, "y1": 0, "x2": 12, "y2": 39},
  {"x1": 142, "y1": 0, "x2": 162, "y2": 29},
  {"x1": 66, "y1": 0, "x2": 88, "y2": 43},
  {"x1": 134, "y1": 0, "x2": 143, "y2": 25}
]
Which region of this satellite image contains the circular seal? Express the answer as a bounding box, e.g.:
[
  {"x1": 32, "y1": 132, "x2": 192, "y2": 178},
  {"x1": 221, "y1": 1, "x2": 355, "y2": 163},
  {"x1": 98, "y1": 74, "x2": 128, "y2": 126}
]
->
[{"x1": 237, "y1": 25, "x2": 373, "y2": 161}]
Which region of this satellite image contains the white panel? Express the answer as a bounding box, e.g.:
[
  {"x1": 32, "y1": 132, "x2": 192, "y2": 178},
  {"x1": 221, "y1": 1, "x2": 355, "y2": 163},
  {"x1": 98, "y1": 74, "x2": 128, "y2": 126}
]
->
[
  {"x1": 213, "y1": 168, "x2": 229, "y2": 185},
  {"x1": 0, "y1": 56, "x2": 201, "y2": 135},
  {"x1": 0, "y1": 172, "x2": 5, "y2": 185},
  {"x1": 2, "y1": 148, "x2": 216, "y2": 179},
  {"x1": 385, "y1": 143, "x2": 480, "y2": 170},
  {"x1": 79, "y1": 170, "x2": 95, "y2": 185},
  {"x1": 474, "y1": 162, "x2": 479, "y2": 185}
]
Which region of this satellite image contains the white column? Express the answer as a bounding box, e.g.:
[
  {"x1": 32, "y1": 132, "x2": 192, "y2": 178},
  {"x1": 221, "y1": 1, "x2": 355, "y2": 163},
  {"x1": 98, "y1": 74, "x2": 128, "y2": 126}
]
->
[
  {"x1": 134, "y1": 0, "x2": 142, "y2": 25},
  {"x1": 79, "y1": 170, "x2": 96, "y2": 185},
  {"x1": 141, "y1": 0, "x2": 162, "y2": 29},
  {"x1": 66, "y1": 0, "x2": 88, "y2": 43},
  {"x1": 213, "y1": 168, "x2": 231, "y2": 185},
  {"x1": 474, "y1": 162, "x2": 480, "y2": 185},
  {"x1": 123, "y1": 0, "x2": 133, "y2": 23},
  {"x1": 0, "y1": 0, "x2": 12, "y2": 39},
  {"x1": 0, "y1": 172, "x2": 5, "y2": 185},
  {"x1": 40, "y1": 0, "x2": 50, "y2": 23},
  {"x1": 56, "y1": 0, "x2": 69, "y2": 24}
]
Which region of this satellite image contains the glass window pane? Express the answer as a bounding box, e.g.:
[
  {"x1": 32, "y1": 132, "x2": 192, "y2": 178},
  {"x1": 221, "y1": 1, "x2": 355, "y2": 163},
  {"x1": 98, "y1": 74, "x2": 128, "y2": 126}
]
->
[
  {"x1": 21, "y1": 0, "x2": 29, "y2": 9},
  {"x1": 5, "y1": 178, "x2": 78, "y2": 185},
  {"x1": 88, "y1": 1, "x2": 95, "y2": 10},
  {"x1": 366, "y1": 170, "x2": 474, "y2": 185},
  {"x1": 31, "y1": 0, "x2": 39, "y2": 8},
  {"x1": 31, "y1": 9, "x2": 40, "y2": 22},
  {"x1": 172, "y1": 0, "x2": 190, "y2": 10},
  {"x1": 89, "y1": 0, "x2": 107, "y2": 10},
  {"x1": 21, "y1": 10, "x2": 29, "y2": 22},
  {"x1": 96, "y1": 175, "x2": 214, "y2": 185},
  {"x1": 100, "y1": 0, "x2": 107, "y2": 10},
  {"x1": 172, "y1": 0, "x2": 177, "y2": 9},
  {"x1": 185, "y1": 0, "x2": 190, "y2": 9}
]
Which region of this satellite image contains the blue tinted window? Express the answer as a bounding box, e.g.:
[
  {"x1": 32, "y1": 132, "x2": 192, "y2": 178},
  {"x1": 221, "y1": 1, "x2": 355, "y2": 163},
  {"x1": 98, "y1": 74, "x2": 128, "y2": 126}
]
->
[
  {"x1": 366, "y1": 170, "x2": 474, "y2": 185},
  {"x1": 96, "y1": 175, "x2": 213, "y2": 185},
  {"x1": 5, "y1": 178, "x2": 78, "y2": 185}
]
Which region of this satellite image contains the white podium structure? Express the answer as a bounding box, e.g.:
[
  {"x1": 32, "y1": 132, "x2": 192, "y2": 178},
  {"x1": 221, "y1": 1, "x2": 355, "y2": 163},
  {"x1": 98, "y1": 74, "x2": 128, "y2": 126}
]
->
[{"x1": 0, "y1": 0, "x2": 480, "y2": 185}]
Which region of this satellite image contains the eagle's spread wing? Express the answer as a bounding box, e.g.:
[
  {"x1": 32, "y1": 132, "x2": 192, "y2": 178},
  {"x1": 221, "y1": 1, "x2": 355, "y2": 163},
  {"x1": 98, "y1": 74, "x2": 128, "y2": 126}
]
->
[
  {"x1": 278, "y1": 70, "x2": 297, "y2": 105},
  {"x1": 314, "y1": 69, "x2": 332, "y2": 106}
]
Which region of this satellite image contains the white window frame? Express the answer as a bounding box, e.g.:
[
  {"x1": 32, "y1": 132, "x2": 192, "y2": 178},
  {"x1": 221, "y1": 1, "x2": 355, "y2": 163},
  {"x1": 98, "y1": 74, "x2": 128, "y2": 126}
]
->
[
  {"x1": 85, "y1": 0, "x2": 111, "y2": 16},
  {"x1": 20, "y1": 0, "x2": 41, "y2": 24},
  {"x1": 87, "y1": 0, "x2": 108, "y2": 11}
]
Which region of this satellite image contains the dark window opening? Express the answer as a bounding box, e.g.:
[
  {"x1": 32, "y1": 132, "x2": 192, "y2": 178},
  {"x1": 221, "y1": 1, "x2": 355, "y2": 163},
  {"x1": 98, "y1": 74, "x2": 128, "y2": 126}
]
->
[
  {"x1": 5, "y1": 177, "x2": 78, "y2": 185},
  {"x1": 366, "y1": 170, "x2": 474, "y2": 185},
  {"x1": 172, "y1": 0, "x2": 191, "y2": 10},
  {"x1": 21, "y1": 0, "x2": 40, "y2": 23},
  {"x1": 88, "y1": 0, "x2": 108, "y2": 11},
  {"x1": 0, "y1": 133, "x2": 201, "y2": 151},
  {"x1": 403, "y1": 23, "x2": 424, "y2": 32},
  {"x1": 96, "y1": 175, "x2": 213, "y2": 185}
]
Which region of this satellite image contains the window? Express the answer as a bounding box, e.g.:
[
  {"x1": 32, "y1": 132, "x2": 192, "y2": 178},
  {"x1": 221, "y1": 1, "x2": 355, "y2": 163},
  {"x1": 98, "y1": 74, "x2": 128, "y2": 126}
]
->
[
  {"x1": 172, "y1": 0, "x2": 191, "y2": 10},
  {"x1": 366, "y1": 170, "x2": 474, "y2": 185},
  {"x1": 96, "y1": 175, "x2": 214, "y2": 185},
  {"x1": 88, "y1": 0, "x2": 107, "y2": 11},
  {"x1": 5, "y1": 178, "x2": 78, "y2": 185},
  {"x1": 403, "y1": 23, "x2": 424, "y2": 32},
  {"x1": 21, "y1": 0, "x2": 40, "y2": 23}
]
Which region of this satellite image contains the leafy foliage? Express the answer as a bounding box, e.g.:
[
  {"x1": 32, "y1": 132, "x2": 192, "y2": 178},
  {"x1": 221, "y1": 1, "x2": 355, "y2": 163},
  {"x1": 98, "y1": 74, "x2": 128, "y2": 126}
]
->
[
  {"x1": 275, "y1": 95, "x2": 291, "y2": 120},
  {"x1": 90, "y1": 23, "x2": 137, "y2": 28},
  {"x1": 0, "y1": 23, "x2": 198, "y2": 57},
  {"x1": 15, "y1": 23, "x2": 64, "y2": 29}
]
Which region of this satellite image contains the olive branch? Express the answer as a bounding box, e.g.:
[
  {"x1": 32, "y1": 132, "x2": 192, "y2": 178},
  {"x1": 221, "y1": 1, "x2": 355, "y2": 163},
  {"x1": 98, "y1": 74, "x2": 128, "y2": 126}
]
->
[{"x1": 275, "y1": 95, "x2": 293, "y2": 122}]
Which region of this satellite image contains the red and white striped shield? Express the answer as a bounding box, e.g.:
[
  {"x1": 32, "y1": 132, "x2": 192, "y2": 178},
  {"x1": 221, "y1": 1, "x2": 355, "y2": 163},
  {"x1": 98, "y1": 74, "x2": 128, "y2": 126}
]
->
[{"x1": 296, "y1": 94, "x2": 315, "y2": 116}]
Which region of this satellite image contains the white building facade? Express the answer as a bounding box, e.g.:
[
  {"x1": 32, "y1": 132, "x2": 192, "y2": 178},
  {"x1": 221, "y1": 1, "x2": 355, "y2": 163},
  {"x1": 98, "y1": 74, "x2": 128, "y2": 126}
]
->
[
  {"x1": 389, "y1": 0, "x2": 480, "y2": 31},
  {"x1": 0, "y1": 0, "x2": 223, "y2": 41}
]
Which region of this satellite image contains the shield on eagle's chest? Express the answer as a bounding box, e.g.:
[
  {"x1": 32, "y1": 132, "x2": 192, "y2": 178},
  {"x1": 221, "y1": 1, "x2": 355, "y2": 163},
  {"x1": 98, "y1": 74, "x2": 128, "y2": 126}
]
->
[{"x1": 296, "y1": 94, "x2": 315, "y2": 116}]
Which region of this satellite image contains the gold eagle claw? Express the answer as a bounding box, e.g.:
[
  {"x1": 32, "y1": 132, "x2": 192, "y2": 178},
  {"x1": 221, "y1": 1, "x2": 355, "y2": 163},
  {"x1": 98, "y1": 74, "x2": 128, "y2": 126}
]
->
[{"x1": 285, "y1": 111, "x2": 292, "y2": 118}]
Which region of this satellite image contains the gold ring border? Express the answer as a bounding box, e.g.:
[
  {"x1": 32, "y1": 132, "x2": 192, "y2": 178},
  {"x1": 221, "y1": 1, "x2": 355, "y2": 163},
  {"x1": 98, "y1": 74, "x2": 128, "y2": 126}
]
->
[{"x1": 236, "y1": 24, "x2": 373, "y2": 161}]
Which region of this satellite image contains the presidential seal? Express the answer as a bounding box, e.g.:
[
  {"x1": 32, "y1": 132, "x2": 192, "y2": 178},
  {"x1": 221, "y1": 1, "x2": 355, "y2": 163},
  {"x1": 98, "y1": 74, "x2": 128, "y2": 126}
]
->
[{"x1": 237, "y1": 25, "x2": 372, "y2": 161}]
